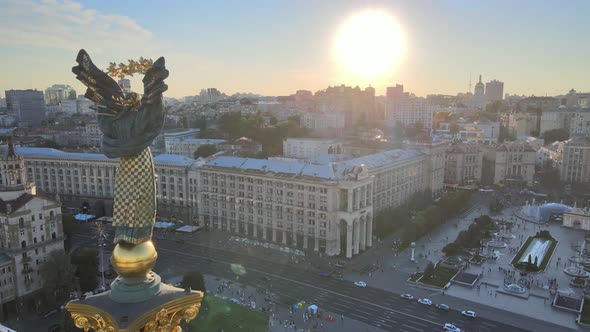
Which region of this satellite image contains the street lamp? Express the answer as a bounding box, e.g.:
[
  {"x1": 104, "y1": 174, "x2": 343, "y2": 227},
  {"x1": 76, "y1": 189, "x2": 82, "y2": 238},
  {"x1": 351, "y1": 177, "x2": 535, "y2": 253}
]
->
[{"x1": 94, "y1": 221, "x2": 108, "y2": 292}]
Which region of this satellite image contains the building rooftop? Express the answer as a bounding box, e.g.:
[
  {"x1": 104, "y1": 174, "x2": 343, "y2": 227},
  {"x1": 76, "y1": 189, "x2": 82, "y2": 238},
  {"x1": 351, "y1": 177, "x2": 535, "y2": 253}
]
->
[
  {"x1": 337, "y1": 149, "x2": 424, "y2": 172},
  {"x1": 165, "y1": 138, "x2": 225, "y2": 144},
  {"x1": 153, "y1": 154, "x2": 197, "y2": 166},
  {"x1": 13, "y1": 147, "x2": 199, "y2": 167}
]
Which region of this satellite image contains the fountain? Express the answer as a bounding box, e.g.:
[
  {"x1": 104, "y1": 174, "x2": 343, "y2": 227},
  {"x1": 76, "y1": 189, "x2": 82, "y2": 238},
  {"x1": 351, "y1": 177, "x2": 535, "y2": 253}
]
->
[
  {"x1": 486, "y1": 234, "x2": 508, "y2": 249},
  {"x1": 503, "y1": 283, "x2": 527, "y2": 294},
  {"x1": 516, "y1": 200, "x2": 573, "y2": 223},
  {"x1": 564, "y1": 241, "x2": 590, "y2": 278},
  {"x1": 494, "y1": 224, "x2": 516, "y2": 240}
]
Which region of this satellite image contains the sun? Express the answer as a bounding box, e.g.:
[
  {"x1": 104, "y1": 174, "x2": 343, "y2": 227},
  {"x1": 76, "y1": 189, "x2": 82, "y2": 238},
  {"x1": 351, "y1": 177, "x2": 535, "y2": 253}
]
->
[{"x1": 335, "y1": 10, "x2": 404, "y2": 80}]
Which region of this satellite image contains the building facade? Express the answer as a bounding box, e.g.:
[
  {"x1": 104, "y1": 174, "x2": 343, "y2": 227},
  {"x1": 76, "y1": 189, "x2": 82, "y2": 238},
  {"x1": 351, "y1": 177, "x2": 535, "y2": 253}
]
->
[
  {"x1": 16, "y1": 146, "x2": 443, "y2": 258},
  {"x1": 197, "y1": 157, "x2": 373, "y2": 258},
  {"x1": 560, "y1": 137, "x2": 590, "y2": 184},
  {"x1": 569, "y1": 110, "x2": 590, "y2": 137},
  {"x1": 485, "y1": 80, "x2": 504, "y2": 103},
  {"x1": 494, "y1": 141, "x2": 536, "y2": 186},
  {"x1": 386, "y1": 85, "x2": 433, "y2": 131},
  {"x1": 300, "y1": 112, "x2": 345, "y2": 130},
  {"x1": 5, "y1": 90, "x2": 46, "y2": 126},
  {"x1": 0, "y1": 143, "x2": 64, "y2": 312},
  {"x1": 444, "y1": 143, "x2": 483, "y2": 186},
  {"x1": 165, "y1": 138, "x2": 226, "y2": 158},
  {"x1": 563, "y1": 208, "x2": 590, "y2": 230},
  {"x1": 17, "y1": 148, "x2": 197, "y2": 223},
  {"x1": 283, "y1": 138, "x2": 342, "y2": 160},
  {"x1": 44, "y1": 84, "x2": 75, "y2": 105}
]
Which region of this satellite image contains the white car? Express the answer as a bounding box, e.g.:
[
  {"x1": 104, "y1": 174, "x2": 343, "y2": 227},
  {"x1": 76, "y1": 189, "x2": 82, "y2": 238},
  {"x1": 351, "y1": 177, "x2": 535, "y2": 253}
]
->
[
  {"x1": 461, "y1": 310, "x2": 476, "y2": 318},
  {"x1": 443, "y1": 323, "x2": 461, "y2": 332},
  {"x1": 417, "y1": 298, "x2": 432, "y2": 305},
  {"x1": 400, "y1": 293, "x2": 414, "y2": 300},
  {"x1": 354, "y1": 281, "x2": 367, "y2": 287}
]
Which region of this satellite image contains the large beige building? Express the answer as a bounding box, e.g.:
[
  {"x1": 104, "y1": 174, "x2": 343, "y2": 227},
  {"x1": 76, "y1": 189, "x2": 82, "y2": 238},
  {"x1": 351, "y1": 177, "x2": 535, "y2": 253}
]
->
[
  {"x1": 560, "y1": 137, "x2": 590, "y2": 184},
  {"x1": 494, "y1": 141, "x2": 536, "y2": 186},
  {"x1": 198, "y1": 157, "x2": 373, "y2": 258},
  {"x1": 16, "y1": 146, "x2": 442, "y2": 258},
  {"x1": 444, "y1": 143, "x2": 483, "y2": 186},
  {"x1": 18, "y1": 148, "x2": 197, "y2": 223},
  {"x1": 0, "y1": 143, "x2": 64, "y2": 313}
]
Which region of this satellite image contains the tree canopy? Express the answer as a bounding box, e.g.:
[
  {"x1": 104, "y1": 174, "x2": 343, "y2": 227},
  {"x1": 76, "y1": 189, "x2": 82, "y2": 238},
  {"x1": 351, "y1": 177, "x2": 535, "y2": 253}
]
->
[
  {"x1": 181, "y1": 271, "x2": 206, "y2": 293},
  {"x1": 543, "y1": 128, "x2": 569, "y2": 145},
  {"x1": 40, "y1": 250, "x2": 77, "y2": 305},
  {"x1": 71, "y1": 247, "x2": 98, "y2": 292},
  {"x1": 194, "y1": 144, "x2": 217, "y2": 159}
]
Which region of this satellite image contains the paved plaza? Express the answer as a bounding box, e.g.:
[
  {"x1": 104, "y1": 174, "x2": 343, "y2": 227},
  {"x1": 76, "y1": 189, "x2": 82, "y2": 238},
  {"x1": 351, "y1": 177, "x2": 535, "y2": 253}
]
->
[{"x1": 344, "y1": 192, "x2": 585, "y2": 330}]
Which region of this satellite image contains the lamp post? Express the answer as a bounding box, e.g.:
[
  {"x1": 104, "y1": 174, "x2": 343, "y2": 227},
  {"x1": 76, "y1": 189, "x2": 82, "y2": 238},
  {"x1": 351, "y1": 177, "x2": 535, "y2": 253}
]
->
[{"x1": 94, "y1": 221, "x2": 108, "y2": 292}]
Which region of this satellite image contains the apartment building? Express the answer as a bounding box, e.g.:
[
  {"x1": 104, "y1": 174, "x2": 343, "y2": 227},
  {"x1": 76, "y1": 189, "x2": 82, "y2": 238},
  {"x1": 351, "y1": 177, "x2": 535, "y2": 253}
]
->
[
  {"x1": 560, "y1": 137, "x2": 590, "y2": 184},
  {"x1": 444, "y1": 143, "x2": 483, "y2": 186},
  {"x1": 494, "y1": 141, "x2": 536, "y2": 186},
  {"x1": 0, "y1": 142, "x2": 64, "y2": 313}
]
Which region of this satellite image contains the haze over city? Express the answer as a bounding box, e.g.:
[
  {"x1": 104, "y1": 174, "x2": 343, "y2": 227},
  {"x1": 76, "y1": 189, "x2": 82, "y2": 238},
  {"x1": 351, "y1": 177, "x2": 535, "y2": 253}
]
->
[
  {"x1": 2, "y1": 1, "x2": 590, "y2": 332},
  {"x1": 1, "y1": 0, "x2": 589, "y2": 97}
]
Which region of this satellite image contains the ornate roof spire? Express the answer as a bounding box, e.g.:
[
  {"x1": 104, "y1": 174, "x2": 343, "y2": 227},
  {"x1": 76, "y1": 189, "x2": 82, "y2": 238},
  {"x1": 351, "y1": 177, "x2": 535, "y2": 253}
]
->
[{"x1": 7, "y1": 136, "x2": 16, "y2": 157}]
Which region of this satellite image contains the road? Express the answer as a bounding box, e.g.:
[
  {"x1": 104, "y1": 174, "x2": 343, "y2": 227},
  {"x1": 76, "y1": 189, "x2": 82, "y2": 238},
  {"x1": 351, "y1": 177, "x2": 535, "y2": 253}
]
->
[{"x1": 69, "y1": 222, "x2": 570, "y2": 332}]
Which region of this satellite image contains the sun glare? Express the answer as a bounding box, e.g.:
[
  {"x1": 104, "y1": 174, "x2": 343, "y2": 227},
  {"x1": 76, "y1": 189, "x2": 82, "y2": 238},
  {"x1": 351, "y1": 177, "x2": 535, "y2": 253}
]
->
[{"x1": 335, "y1": 10, "x2": 404, "y2": 81}]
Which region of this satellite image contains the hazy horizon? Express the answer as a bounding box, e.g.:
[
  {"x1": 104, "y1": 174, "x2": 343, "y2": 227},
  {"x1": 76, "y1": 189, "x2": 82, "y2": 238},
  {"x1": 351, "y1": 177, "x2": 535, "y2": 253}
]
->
[{"x1": 1, "y1": 0, "x2": 589, "y2": 98}]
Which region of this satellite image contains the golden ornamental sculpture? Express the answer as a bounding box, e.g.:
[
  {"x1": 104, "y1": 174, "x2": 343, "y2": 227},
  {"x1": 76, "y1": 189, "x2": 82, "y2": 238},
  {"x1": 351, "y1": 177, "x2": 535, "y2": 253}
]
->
[{"x1": 65, "y1": 49, "x2": 203, "y2": 331}]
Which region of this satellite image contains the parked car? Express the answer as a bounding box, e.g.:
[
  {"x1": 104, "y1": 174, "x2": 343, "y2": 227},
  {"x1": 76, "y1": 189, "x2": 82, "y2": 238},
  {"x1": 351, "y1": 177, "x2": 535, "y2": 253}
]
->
[
  {"x1": 354, "y1": 281, "x2": 367, "y2": 287},
  {"x1": 443, "y1": 323, "x2": 461, "y2": 332},
  {"x1": 436, "y1": 303, "x2": 450, "y2": 311},
  {"x1": 417, "y1": 298, "x2": 432, "y2": 305},
  {"x1": 461, "y1": 310, "x2": 476, "y2": 318},
  {"x1": 400, "y1": 293, "x2": 414, "y2": 300},
  {"x1": 319, "y1": 272, "x2": 331, "y2": 278}
]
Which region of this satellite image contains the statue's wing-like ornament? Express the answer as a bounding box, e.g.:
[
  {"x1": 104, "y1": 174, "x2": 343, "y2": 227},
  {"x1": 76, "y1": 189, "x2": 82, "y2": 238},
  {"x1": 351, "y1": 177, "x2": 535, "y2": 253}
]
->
[
  {"x1": 72, "y1": 49, "x2": 126, "y2": 115},
  {"x1": 71, "y1": 49, "x2": 169, "y2": 158}
]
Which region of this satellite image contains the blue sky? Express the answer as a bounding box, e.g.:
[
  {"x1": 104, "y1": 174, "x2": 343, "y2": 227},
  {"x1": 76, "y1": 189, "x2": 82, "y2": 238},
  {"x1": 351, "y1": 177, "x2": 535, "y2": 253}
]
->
[{"x1": 0, "y1": 0, "x2": 588, "y2": 98}]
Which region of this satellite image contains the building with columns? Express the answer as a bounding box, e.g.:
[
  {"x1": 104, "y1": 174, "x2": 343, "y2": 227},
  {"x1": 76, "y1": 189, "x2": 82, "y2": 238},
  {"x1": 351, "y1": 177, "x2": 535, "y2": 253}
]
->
[
  {"x1": 198, "y1": 157, "x2": 373, "y2": 257},
  {"x1": 14, "y1": 146, "x2": 442, "y2": 258},
  {"x1": 0, "y1": 142, "x2": 64, "y2": 314}
]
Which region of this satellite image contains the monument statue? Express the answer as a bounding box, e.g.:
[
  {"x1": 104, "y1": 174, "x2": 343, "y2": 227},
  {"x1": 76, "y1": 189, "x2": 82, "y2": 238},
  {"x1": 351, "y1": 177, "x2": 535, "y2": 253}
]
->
[{"x1": 66, "y1": 50, "x2": 202, "y2": 332}]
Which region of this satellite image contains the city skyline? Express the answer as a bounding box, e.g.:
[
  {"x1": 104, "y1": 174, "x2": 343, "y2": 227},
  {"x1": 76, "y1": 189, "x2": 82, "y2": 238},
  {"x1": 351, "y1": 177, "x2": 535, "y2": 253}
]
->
[{"x1": 1, "y1": 0, "x2": 589, "y2": 98}]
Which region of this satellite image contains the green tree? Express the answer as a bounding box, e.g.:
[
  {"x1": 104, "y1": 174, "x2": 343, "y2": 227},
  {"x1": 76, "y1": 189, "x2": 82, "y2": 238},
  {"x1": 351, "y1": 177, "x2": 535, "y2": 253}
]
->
[
  {"x1": 40, "y1": 250, "x2": 77, "y2": 305},
  {"x1": 194, "y1": 144, "x2": 217, "y2": 159},
  {"x1": 543, "y1": 128, "x2": 569, "y2": 145},
  {"x1": 424, "y1": 261, "x2": 435, "y2": 278},
  {"x1": 181, "y1": 271, "x2": 206, "y2": 293},
  {"x1": 71, "y1": 248, "x2": 98, "y2": 292},
  {"x1": 193, "y1": 116, "x2": 207, "y2": 131},
  {"x1": 449, "y1": 122, "x2": 460, "y2": 135},
  {"x1": 269, "y1": 116, "x2": 278, "y2": 125},
  {"x1": 62, "y1": 212, "x2": 79, "y2": 252},
  {"x1": 181, "y1": 116, "x2": 189, "y2": 129}
]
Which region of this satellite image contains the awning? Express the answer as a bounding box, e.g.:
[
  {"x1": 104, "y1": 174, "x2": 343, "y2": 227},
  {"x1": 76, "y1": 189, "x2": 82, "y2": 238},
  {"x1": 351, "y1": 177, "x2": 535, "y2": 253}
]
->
[{"x1": 175, "y1": 225, "x2": 200, "y2": 233}]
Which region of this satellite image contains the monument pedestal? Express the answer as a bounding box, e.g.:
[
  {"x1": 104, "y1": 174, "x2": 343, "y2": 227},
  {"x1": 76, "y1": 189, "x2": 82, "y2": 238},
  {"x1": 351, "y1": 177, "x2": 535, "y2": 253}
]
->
[{"x1": 66, "y1": 282, "x2": 203, "y2": 331}]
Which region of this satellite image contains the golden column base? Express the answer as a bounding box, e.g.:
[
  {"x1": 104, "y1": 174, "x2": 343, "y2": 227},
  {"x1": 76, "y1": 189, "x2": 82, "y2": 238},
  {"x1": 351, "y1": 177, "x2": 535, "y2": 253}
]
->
[
  {"x1": 111, "y1": 241, "x2": 158, "y2": 278},
  {"x1": 66, "y1": 286, "x2": 203, "y2": 332}
]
